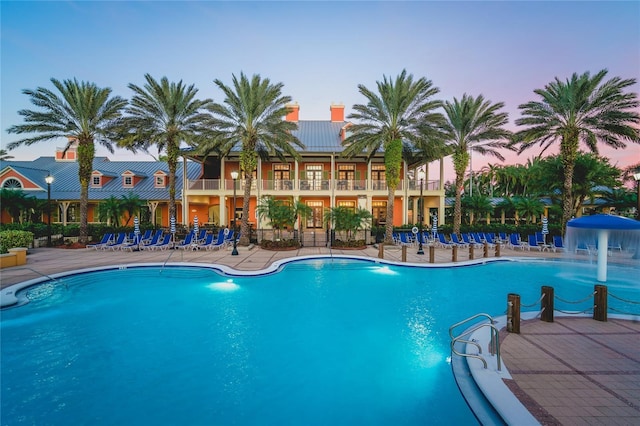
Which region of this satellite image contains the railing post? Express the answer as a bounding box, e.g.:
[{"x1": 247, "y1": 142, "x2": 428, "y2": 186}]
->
[
  {"x1": 541, "y1": 286, "x2": 554, "y2": 322},
  {"x1": 452, "y1": 245, "x2": 458, "y2": 262},
  {"x1": 429, "y1": 245, "x2": 435, "y2": 263},
  {"x1": 507, "y1": 293, "x2": 521, "y2": 333},
  {"x1": 401, "y1": 245, "x2": 407, "y2": 262},
  {"x1": 495, "y1": 242, "x2": 501, "y2": 257},
  {"x1": 378, "y1": 243, "x2": 384, "y2": 259},
  {"x1": 483, "y1": 242, "x2": 489, "y2": 258},
  {"x1": 469, "y1": 245, "x2": 474, "y2": 260},
  {"x1": 594, "y1": 284, "x2": 608, "y2": 322}
]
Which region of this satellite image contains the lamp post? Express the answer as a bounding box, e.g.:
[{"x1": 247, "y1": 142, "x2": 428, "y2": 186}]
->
[
  {"x1": 231, "y1": 171, "x2": 239, "y2": 255},
  {"x1": 417, "y1": 174, "x2": 424, "y2": 255},
  {"x1": 45, "y1": 174, "x2": 54, "y2": 246},
  {"x1": 634, "y1": 172, "x2": 640, "y2": 220}
]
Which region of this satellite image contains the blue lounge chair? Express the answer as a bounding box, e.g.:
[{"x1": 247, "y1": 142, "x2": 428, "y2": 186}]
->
[
  {"x1": 175, "y1": 232, "x2": 195, "y2": 250},
  {"x1": 102, "y1": 233, "x2": 127, "y2": 250},
  {"x1": 450, "y1": 233, "x2": 468, "y2": 248},
  {"x1": 205, "y1": 229, "x2": 227, "y2": 251},
  {"x1": 484, "y1": 233, "x2": 497, "y2": 248},
  {"x1": 527, "y1": 235, "x2": 542, "y2": 251},
  {"x1": 552, "y1": 236, "x2": 565, "y2": 252},
  {"x1": 194, "y1": 233, "x2": 215, "y2": 250},
  {"x1": 437, "y1": 233, "x2": 454, "y2": 249},
  {"x1": 461, "y1": 233, "x2": 481, "y2": 248},
  {"x1": 139, "y1": 231, "x2": 164, "y2": 250},
  {"x1": 398, "y1": 232, "x2": 414, "y2": 246},
  {"x1": 195, "y1": 229, "x2": 207, "y2": 244},
  {"x1": 498, "y1": 232, "x2": 508, "y2": 243},
  {"x1": 86, "y1": 233, "x2": 113, "y2": 250},
  {"x1": 144, "y1": 233, "x2": 172, "y2": 251},
  {"x1": 509, "y1": 233, "x2": 528, "y2": 251},
  {"x1": 120, "y1": 234, "x2": 144, "y2": 251},
  {"x1": 140, "y1": 229, "x2": 153, "y2": 243}
]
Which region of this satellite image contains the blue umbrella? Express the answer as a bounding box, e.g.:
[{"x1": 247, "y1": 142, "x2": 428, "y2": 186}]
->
[
  {"x1": 170, "y1": 216, "x2": 176, "y2": 243},
  {"x1": 431, "y1": 213, "x2": 438, "y2": 239},
  {"x1": 193, "y1": 215, "x2": 199, "y2": 243},
  {"x1": 133, "y1": 216, "x2": 140, "y2": 245}
]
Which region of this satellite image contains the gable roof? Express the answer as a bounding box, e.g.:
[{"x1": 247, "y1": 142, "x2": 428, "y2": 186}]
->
[{"x1": 0, "y1": 157, "x2": 200, "y2": 201}]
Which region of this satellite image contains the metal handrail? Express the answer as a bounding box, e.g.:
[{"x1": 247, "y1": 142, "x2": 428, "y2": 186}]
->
[
  {"x1": 449, "y1": 313, "x2": 501, "y2": 371},
  {"x1": 8, "y1": 267, "x2": 66, "y2": 288}
]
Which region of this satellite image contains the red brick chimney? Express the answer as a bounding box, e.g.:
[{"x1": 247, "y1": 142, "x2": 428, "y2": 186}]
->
[
  {"x1": 330, "y1": 103, "x2": 345, "y2": 122},
  {"x1": 285, "y1": 102, "x2": 299, "y2": 122}
]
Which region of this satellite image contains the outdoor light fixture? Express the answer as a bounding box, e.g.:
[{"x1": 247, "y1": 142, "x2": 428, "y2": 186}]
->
[
  {"x1": 45, "y1": 174, "x2": 54, "y2": 247},
  {"x1": 230, "y1": 171, "x2": 239, "y2": 256},
  {"x1": 417, "y1": 173, "x2": 424, "y2": 255}
]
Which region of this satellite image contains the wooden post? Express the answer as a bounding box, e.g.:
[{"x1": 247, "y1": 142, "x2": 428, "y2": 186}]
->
[
  {"x1": 429, "y1": 245, "x2": 435, "y2": 263},
  {"x1": 483, "y1": 242, "x2": 489, "y2": 258},
  {"x1": 378, "y1": 243, "x2": 384, "y2": 259},
  {"x1": 452, "y1": 245, "x2": 458, "y2": 262},
  {"x1": 495, "y1": 242, "x2": 501, "y2": 257},
  {"x1": 507, "y1": 293, "x2": 521, "y2": 333},
  {"x1": 541, "y1": 286, "x2": 554, "y2": 322},
  {"x1": 594, "y1": 284, "x2": 608, "y2": 322},
  {"x1": 401, "y1": 245, "x2": 407, "y2": 262},
  {"x1": 469, "y1": 245, "x2": 474, "y2": 260}
]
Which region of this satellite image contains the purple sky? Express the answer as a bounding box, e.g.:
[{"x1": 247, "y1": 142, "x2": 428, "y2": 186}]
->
[{"x1": 2, "y1": 1, "x2": 638, "y2": 182}]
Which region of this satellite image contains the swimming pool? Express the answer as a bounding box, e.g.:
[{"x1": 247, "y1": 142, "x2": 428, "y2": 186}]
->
[{"x1": 1, "y1": 258, "x2": 638, "y2": 425}]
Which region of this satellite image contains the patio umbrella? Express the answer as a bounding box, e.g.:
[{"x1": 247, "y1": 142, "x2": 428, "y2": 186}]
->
[
  {"x1": 431, "y1": 213, "x2": 438, "y2": 239},
  {"x1": 193, "y1": 215, "x2": 199, "y2": 243},
  {"x1": 541, "y1": 216, "x2": 549, "y2": 244},
  {"x1": 170, "y1": 216, "x2": 176, "y2": 243},
  {"x1": 133, "y1": 216, "x2": 140, "y2": 247}
]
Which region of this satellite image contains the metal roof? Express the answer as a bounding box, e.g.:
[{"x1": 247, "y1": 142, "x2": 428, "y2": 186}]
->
[{"x1": 1, "y1": 157, "x2": 200, "y2": 201}]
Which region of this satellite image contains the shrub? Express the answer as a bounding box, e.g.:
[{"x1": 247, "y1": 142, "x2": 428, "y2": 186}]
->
[
  {"x1": 260, "y1": 239, "x2": 301, "y2": 250},
  {"x1": 0, "y1": 230, "x2": 34, "y2": 254}
]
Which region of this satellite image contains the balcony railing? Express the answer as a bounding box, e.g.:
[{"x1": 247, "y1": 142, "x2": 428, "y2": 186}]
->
[{"x1": 186, "y1": 179, "x2": 441, "y2": 192}]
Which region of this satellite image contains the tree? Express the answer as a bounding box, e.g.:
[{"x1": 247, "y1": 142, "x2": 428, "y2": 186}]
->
[
  {"x1": 7, "y1": 79, "x2": 126, "y2": 243},
  {"x1": 120, "y1": 192, "x2": 147, "y2": 226},
  {"x1": 0, "y1": 189, "x2": 34, "y2": 223},
  {"x1": 117, "y1": 74, "x2": 215, "y2": 224},
  {"x1": 513, "y1": 69, "x2": 640, "y2": 233},
  {"x1": 324, "y1": 206, "x2": 373, "y2": 243},
  {"x1": 98, "y1": 196, "x2": 125, "y2": 226},
  {"x1": 461, "y1": 194, "x2": 494, "y2": 225},
  {"x1": 342, "y1": 69, "x2": 444, "y2": 244},
  {"x1": 202, "y1": 73, "x2": 304, "y2": 246},
  {"x1": 513, "y1": 196, "x2": 545, "y2": 224},
  {"x1": 441, "y1": 94, "x2": 512, "y2": 234},
  {"x1": 0, "y1": 149, "x2": 14, "y2": 161}
]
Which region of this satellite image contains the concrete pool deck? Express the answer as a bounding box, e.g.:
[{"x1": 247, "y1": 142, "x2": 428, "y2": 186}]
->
[{"x1": 1, "y1": 244, "x2": 638, "y2": 425}]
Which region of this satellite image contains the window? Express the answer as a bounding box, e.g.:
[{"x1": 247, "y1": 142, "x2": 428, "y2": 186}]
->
[
  {"x1": 306, "y1": 201, "x2": 324, "y2": 228},
  {"x1": 371, "y1": 164, "x2": 386, "y2": 190},
  {"x1": 92, "y1": 176, "x2": 101, "y2": 187},
  {"x1": 337, "y1": 164, "x2": 355, "y2": 190},
  {"x1": 273, "y1": 164, "x2": 291, "y2": 190},
  {"x1": 372, "y1": 201, "x2": 387, "y2": 225},
  {"x1": 2, "y1": 178, "x2": 22, "y2": 189},
  {"x1": 155, "y1": 176, "x2": 165, "y2": 187},
  {"x1": 124, "y1": 176, "x2": 133, "y2": 187},
  {"x1": 337, "y1": 200, "x2": 356, "y2": 212},
  {"x1": 305, "y1": 165, "x2": 323, "y2": 190}
]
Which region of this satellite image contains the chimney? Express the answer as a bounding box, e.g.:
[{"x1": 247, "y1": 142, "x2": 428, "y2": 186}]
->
[
  {"x1": 55, "y1": 137, "x2": 79, "y2": 162},
  {"x1": 330, "y1": 103, "x2": 345, "y2": 122},
  {"x1": 285, "y1": 102, "x2": 299, "y2": 122}
]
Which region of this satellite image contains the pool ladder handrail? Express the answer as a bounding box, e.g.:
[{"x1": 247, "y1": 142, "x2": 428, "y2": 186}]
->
[
  {"x1": 8, "y1": 266, "x2": 67, "y2": 288},
  {"x1": 449, "y1": 313, "x2": 501, "y2": 371}
]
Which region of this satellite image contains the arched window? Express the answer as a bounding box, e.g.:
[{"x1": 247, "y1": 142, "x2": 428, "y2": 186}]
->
[{"x1": 2, "y1": 178, "x2": 22, "y2": 189}]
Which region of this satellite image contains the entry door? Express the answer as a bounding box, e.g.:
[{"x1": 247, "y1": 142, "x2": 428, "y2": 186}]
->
[{"x1": 306, "y1": 201, "x2": 324, "y2": 228}]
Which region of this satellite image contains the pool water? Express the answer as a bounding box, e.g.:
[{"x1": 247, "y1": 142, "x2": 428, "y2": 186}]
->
[{"x1": 1, "y1": 259, "x2": 638, "y2": 425}]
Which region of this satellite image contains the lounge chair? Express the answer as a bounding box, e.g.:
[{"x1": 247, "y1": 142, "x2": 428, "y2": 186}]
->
[
  {"x1": 175, "y1": 232, "x2": 195, "y2": 250},
  {"x1": 398, "y1": 232, "x2": 414, "y2": 246},
  {"x1": 139, "y1": 231, "x2": 164, "y2": 250},
  {"x1": 143, "y1": 233, "x2": 172, "y2": 250},
  {"x1": 575, "y1": 242, "x2": 592, "y2": 255},
  {"x1": 224, "y1": 230, "x2": 235, "y2": 246},
  {"x1": 437, "y1": 233, "x2": 454, "y2": 249},
  {"x1": 461, "y1": 233, "x2": 481, "y2": 248},
  {"x1": 450, "y1": 233, "x2": 468, "y2": 248},
  {"x1": 86, "y1": 233, "x2": 113, "y2": 250},
  {"x1": 207, "y1": 229, "x2": 227, "y2": 251},
  {"x1": 120, "y1": 234, "x2": 144, "y2": 251},
  {"x1": 195, "y1": 229, "x2": 207, "y2": 244},
  {"x1": 527, "y1": 235, "x2": 542, "y2": 251},
  {"x1": 102, "y1": 233, "x2": 127, "y2": 250},
  {"x1": 552, "y1": 236, "x2": 565, "y2": 252},
  {"x1": 509, "y1": 233, "x2": 528, "y2": 251},
  {"x1": 498, "y1": 232, "x2": 508, "y2": 244},
  {"x1": 139, "y1": 229, "x2": 153, "y2": 243},
  {"x1": 484, "y1": 233, "x2": 497, "y2": 248},
  {"x1": 194, "y1": 233, "x2": 215, "y2": 250}
]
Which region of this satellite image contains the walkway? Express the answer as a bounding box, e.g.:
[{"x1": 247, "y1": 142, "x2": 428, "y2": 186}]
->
[{"x1": 1, "y1": 244, "x2": 638, "y2": 425}]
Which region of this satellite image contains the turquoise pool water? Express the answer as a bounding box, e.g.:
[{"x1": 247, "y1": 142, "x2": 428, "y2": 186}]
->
[{"x1": 1, "y1": 259, "x2": 638, "y2": 425}]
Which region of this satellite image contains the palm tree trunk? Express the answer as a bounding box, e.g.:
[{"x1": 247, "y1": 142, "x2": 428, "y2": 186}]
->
[
  {"x1": 384, "y1": 187, "x2": 395, "y2": 244},
  {"x1": 76, "y1": 139, "x2": 95, "y2": 244},
  {"x1": 167, "y1": 139, "x2": 179, "y2": 223},
  {"x1": 560, "y1": 136, "x2": 578, "y2": 235},
  {"x1": 239, "y1": 175, "x2": 252, "y2": 246},
  {"x1": 454, "y1": 171, "x2": 464, "y2": 235}
]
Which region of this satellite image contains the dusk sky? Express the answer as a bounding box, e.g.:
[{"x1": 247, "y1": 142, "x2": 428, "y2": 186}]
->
[{"x1": 2, "y1": 1, "x2": 639, "y2": 182}]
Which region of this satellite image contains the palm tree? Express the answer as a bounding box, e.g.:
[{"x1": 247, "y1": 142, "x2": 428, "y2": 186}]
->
[
  {"x1": 342, "y1": 69, "x2": 444, "y2": 244},
  {"x1": 461, "y1": 194, "x2": 494, "y2": 225},
  {"x1": 120, "y1": 192, "x2": 147, "y2": 226},
  {"x1": 0, "y1": 149, "x2": 14, "y2": 161},
  {"x1": 514, "y1": 196, "x2": 545, "y2": 224},
  {"x1": 324, "y1": 206, "x2": 373, "y2": 243},
  {"x1": 202, "y1": 72, "x2": 304, "y2": 246},
  {"x1": 98, "y1": 196, "x2": 125, "y2": 226},
  {"x1": 6, "y1": 78, "x2": 127, "y2": 243},
  {"x1": 117, "y1": 74, "x2": 215, "y2": 224},
  {"x1": 513, "y1": 69, "x2": 640, "y2": 233},
  {"x1": 441, "y1": 94, "x2": 512, "y2": 234}
]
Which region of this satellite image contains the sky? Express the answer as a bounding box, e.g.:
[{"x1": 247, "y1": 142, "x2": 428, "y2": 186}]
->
[{"x1": 1, "y1": 0, "x2": 639, "y2": 183}]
